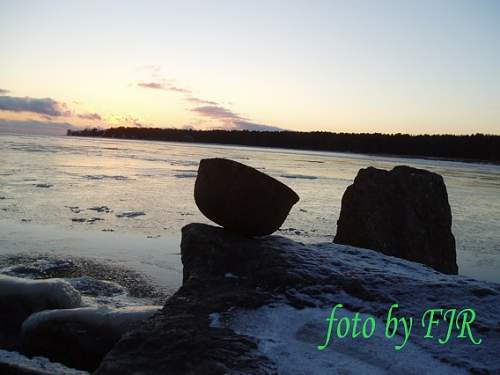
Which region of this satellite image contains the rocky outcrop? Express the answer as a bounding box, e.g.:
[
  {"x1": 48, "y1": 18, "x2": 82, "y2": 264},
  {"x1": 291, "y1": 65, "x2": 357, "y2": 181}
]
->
[
  {"x1": 194, "y1": 158, "x2": 299, "y2": 236},
  {"x1": 21, "y1": 306, "x2": 160, "y2": 371},
  {"x1": 334, "y1": 165, "x2": 458, "y2": 274},
  {"x1": 97, "y1": 223, "x2": 500, "y2": 374}
]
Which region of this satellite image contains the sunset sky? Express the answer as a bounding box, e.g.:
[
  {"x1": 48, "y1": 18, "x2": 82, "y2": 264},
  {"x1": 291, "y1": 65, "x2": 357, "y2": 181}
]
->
[{"x1": 1, "y1": 0, "x2": 499, "y2": 135}]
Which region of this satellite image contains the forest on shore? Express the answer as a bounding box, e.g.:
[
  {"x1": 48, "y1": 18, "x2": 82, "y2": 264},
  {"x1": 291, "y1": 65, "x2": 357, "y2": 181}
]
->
[{"x1": 67, "y1": 127, "x2": 500, "y2": 163}]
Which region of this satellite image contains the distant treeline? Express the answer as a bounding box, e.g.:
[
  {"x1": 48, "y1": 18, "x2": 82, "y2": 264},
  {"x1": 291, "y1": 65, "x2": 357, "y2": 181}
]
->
[{"x1": 67, "y1": 127, "x2": 500, "y2": 163}]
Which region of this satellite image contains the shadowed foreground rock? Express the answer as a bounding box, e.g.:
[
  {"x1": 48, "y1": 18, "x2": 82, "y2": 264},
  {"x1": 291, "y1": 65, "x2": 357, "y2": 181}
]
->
[
  {"x1": 0, "y1": 276, "x2": 82, "y2": 327},
  {"x1": 96, "y1": 223, "x2": 499, "y2": 374},
  {"x1": 0, "y1": 275, "x2": 82, "y2": 351},
  {"x1": 194, "y1": 158, "x2": 299, "y2": 236},
  {"x1": 21, "y1": 306, "x2": 160, "y2": 371},
  {"x1": 334, "y1": 165, "x2": 458, "y2": 274}
]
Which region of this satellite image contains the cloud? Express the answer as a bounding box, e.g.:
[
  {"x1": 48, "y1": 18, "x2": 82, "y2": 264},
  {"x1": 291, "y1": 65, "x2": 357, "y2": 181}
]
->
[
  {"x1": 0, "y1": 88, "x2": 9, "y2": 94},
  {"x1": 0, "y1": 94, "x2": 104, "y2": 123},
  {"x1": 137, "y1": 81, "x2": 191, "y2": 94},
  {"x1": 136, "y1": 75, "x2": 219, "y2": 108},
  {"x1": 137, "y1": 82, "x2": 164, "y2": 90},
  {"x1": 167, "y1": 85, "x2": 191, "y2": 93},
  {"x1": 136, "y1": 73, "x2": 281, "y2": 131},
  {"x1": 106, "y1": 114, "x2": 147, "y2": 128},
  {"x1": 186, "y1": 97, "x2": 218, "y2": 105},
  {"x1": 0, "y1": 95, "x2": 70, "y2": 116},
  {"x1": 0, "y1": 118, "x2": 78, "y2": 135},
  {"x1": 191, "y1": 105, "x2": 283, "y2": 132},
  {"x1": 191, "y1": 105, "x2": 240, "y2": 120},
  {"x1": 77, "y1": 112, "x2": 102, "y2": 121}
]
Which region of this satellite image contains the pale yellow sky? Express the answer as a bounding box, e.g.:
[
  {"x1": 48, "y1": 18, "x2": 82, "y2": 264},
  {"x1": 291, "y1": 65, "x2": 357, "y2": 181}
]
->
[{"x1": 1, "y1": 1, "x2": 499, "y2": 134}]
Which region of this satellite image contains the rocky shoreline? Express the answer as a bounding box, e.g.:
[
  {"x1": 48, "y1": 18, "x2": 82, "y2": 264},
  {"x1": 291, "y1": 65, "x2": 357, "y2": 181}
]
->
[
  {"x1": 1, "y1": 161, "x2": 499, "y2": 374},
  {"x1": 0, "y1": 255, "x2": 165, "y2": 374},
  {"x1": 96, "y1": 223, "x2": 500, "y2": 374}
]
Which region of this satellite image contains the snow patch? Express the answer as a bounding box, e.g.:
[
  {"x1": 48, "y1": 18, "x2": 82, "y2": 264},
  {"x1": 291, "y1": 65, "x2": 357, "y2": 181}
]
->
[
  {"x1": 0, "y1": 274, "x2": 81, "y2": 310},
  {"x1": 227, "y1": 304, "x2": 467, "y2": 375}
]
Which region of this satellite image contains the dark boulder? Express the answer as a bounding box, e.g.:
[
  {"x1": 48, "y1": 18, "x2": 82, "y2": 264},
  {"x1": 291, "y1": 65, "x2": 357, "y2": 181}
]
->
[
  {"x1": 334, "y1": 165, "x2": 458, "y2": 274},
  {"x1": 194, "y1": 158, "x2": 299, "y2": 236}
]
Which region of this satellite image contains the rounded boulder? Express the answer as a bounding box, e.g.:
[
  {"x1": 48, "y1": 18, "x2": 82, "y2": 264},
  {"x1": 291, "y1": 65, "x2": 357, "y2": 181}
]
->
[{"x1": 194, "y1": 158, "x2": 299, "y2": 236}]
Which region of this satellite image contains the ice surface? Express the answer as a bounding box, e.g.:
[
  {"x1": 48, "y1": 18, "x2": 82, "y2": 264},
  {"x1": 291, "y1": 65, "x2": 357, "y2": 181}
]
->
[
  {"x1": 1, "y1": 134, "x2": 499, "y2": 281},
  {"x1": 0, "y1": 221, "x2": 183, "y2": 294}
]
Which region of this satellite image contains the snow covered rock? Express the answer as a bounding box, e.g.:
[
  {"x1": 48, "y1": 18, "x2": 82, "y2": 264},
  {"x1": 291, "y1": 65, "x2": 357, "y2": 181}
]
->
[
  {"x1": 194, "y1": 158, "x2": 299, "y2": 236},
  {"x1": 96, "y1": 224, "x2": 499, "y2": 374},
  {"x1": 0, "y1": 349, "x2": 88, "y2": 375},
  {"x1": 21, "y1": 305, "x2": 160, "y2": 371},
  {"x1": 0, "y1": 275, "x2": 81, "y2": 330},
  {"x1": 334, "y1": 165, "x2": 458, "y2": 274}
]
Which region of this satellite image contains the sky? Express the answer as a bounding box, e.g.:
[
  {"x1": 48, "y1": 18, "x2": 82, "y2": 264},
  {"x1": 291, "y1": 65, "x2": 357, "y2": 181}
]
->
[{"x1": 0, "y1": 0, "x2": 499, "y2": 135}]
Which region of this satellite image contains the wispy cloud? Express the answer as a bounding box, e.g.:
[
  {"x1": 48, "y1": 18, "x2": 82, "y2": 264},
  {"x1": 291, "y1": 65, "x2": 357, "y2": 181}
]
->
[
  {"x1": 0, "y1": 95, "x2": 70, "y2": 117},
  {"x1": 167, "y1": 85, "x2": 191, "y2": 94},
  {"x1": 137, "y1": 81, "x2": 191, "y2": 94},
  {"x1": 137, "y1": 76, "x2": 217, "y2": 105},
  {"x1": 191, "y1": 105, "x2": 240, "y2": 120},
  {"x1": 77, "y1": 112, "x2": 102, "y2": 121},
  {"x1": 137, "y1": 82, "x2": 165, "y2": 90},
  {"x1": 106, "y1": 114, "x2": 147, "y2": 128},
  {"x1": 186, "y1": 97, "x2": 218, "y2": 106},
  {"x1": 191, "y1": 105, "x2": 282, "y2": 131},
  {"x1": 136, "y1": 72, "x2": 281, "y2": 131},
  {"x1": 0, "y1": 88, "x2": 9, "y2": 94}
]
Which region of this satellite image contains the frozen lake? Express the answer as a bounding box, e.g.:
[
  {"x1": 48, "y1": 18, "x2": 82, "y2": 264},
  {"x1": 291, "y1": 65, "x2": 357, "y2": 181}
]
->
[{"x1": 0, "y1": 134, "x2": 499, "y2": 287}]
